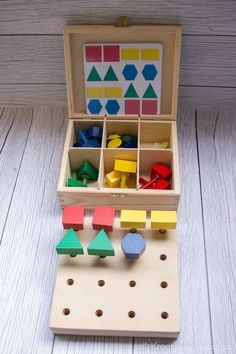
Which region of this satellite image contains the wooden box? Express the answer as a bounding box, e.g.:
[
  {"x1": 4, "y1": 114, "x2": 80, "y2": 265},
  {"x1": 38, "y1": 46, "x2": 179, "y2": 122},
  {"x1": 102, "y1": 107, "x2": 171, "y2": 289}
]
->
[{"x1": 57, "y1": 25, "x2": 182, "y2": 210}]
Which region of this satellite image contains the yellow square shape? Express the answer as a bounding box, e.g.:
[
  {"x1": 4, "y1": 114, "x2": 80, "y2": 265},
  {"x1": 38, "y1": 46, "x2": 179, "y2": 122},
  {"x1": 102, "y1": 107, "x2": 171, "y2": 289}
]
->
[
  {"x1": 141, "y1": 49, "x2": 159, "y2": 60},
  {"x1": 121, "y1": 210, "x2": 147, "y2": 229},
  {"x1": 114, "y1": 159, "x2": 137, "y2": 173},
  {"x1": 121, "y1": 48, "x2": 139, "y2": 60},
  {"x1": 151, "y1": 211, "x2": 177, "y2": 229}
]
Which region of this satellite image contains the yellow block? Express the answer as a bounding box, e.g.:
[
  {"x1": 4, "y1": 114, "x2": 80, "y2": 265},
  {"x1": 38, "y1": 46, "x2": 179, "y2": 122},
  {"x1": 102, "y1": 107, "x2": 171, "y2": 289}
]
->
[
  {"x1": 105, "y1": 87, "x2": 122, "y2": 98},
  {"x1": 105, "y1": 171, "x2": 122, "y2": 188},
  {"x1": 121, "y1": 48, "x2": 139, "y2": 60},
  {"x1": 151, "y1": 211, "x2": 177, "y2": 229},
  {"x1": 86, "y1": 87, "x2": 104, "y2": 98},
  {"x1": 114, "y1": 159, "x2": 137, "y2": 173},
  {"x1": 141, "y1": 49, "x2": 159, "y2": 60},
  {"x1": 120, "y1": 210, "x2": 147, "y2": 229}
]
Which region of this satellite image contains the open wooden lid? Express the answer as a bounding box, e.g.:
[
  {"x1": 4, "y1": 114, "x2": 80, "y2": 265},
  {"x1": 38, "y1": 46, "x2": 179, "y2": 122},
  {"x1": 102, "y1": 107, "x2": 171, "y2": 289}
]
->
[{"x1": 63, "y1": 25, "x2": 181, "y2": 120}]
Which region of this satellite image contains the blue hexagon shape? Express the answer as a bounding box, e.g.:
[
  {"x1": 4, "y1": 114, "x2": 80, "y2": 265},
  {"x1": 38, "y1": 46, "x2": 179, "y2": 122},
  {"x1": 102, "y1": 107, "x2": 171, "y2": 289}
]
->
[
  {"x1": 105, "y1": 100, "x2": 120, "y2": 115},
  {"x1": 122, "y1": 64, "x2": 138, "y2": 81},
  {"x1": 142, "y1": 64, "x2": 158, "y2": 80},
  {"x1": 88, "y1": 99, "x2": 102, "y2": 114},
  {"x1": 121, "y1": 232, "x2": 146, "y2": 260}
]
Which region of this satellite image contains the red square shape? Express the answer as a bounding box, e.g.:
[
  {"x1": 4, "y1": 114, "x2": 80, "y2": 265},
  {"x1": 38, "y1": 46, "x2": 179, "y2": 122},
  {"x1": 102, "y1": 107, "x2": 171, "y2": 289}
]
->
[
  {"x1": 62, "y1": 206, "x2": 85, "y2": 230},
  {"x1": 92, "y1": 207, "x2": 115, "y2": 232},
  {"x1": 142, "y1": 100, "x2": 157, "y2": 115},
  {"x1": 125, "y1": 100, "x2": 140, "y2": 115},
  {"x1": 104, "y1": 45, "x2": 120, "y2": 62},
  {"x1": 85, "y1": 46, "x2": 102, "y2": 62}
]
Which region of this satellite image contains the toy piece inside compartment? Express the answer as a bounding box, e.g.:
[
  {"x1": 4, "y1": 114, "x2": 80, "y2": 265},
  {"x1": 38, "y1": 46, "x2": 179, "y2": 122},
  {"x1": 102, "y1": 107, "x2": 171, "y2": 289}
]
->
[{"x1": 64, "y1": 119, "x2": 174, "y2": 191}]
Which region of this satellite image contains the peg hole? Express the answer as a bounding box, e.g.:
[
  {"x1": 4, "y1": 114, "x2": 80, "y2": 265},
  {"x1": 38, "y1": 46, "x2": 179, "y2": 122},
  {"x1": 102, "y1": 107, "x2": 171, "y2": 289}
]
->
[
  {"x1": 129, "y1": 280, "x2": 136, "y2": 287},
  {"x1": 66, "y1": 278, "x2": 74, "y2": 285},
  {"x1": 128, "y1": 311, "x2": 136, "y2": 318},
  {"x1": 70, "y1": 254, "x2": 76, "y2": 258},
  {"x1": 96, "y1": 309, "x2": 103, "y2": 317},
  {"x1": 160, "y1": 254, "x2": 167, "y2": 261},
  {"x1": 98, "y1": 279, "x2": 105, "y2": 287},
  {"x1": 160, "y1": 281, "x2": 168, "y2": 288},
  {"x1": 130, "y1": 228, "x2": 137, "y2": 233},
  {"x1": 63, "y1": 308, "x2": 70, "y2": 316},
  {"x1": 161, "y1": 311, "x2": 169, "y2": 319}
]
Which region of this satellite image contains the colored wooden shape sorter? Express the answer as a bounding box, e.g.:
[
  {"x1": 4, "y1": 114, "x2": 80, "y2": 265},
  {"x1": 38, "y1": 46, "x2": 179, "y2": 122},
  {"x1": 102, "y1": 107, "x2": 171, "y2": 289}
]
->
[
  {"x1": 62, "y1": 206, "x2": 85, "y2": 230},
  {"x1": 121, "y1": 232, "x2": 146, "y2": 259},
  {"x1": 87, "y1": 229, "x2": 115, "y2": 257},
  {"x1": 105, "y1": 171, "x2": 122, "y2": 188},
  {"x1": 151, "y1": 163, "x2": 172, "y2": 181},
  {"x1": 56, "y1": 228, "x2": 84, "y2": 256},
  {"x1": 151, "y1": 211, "x2": 177, "y2": 230},
  {"x1": 120, "y1": 209, "x2": 146, "y2": 229},
  {"x1": 84, "y1": 43, "x2": 162, "y2": 115},
  {"x1": 92, "y1": 206, "x2": 115, "y2": 232}
]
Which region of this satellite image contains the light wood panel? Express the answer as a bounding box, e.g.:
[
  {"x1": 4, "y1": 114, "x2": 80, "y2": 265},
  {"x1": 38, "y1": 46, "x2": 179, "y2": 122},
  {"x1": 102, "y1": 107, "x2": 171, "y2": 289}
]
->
[
  {"x1": 197, "y1": 108, "x2": 236, "y2": 354},
  {"x1": 0, "y1": 0, "x2": 236, "y2": 35}
]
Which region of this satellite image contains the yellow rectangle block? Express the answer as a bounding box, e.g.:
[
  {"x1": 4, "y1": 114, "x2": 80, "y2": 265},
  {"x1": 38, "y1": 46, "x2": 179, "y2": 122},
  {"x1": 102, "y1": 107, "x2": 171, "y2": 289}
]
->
[
  {"x1": 151, "y1": 211, "x2": 177, "y2": 229},
  {"x1": 114, "y1": 159, "x2": 137, "y2": 173},
  {"x1": 121, "y1": 48, "x2": 139, "y2": 60},
  {"x1": 105, "y1": 87, "x2": 122, "y2": 98},
  {"x1": 86, "y1": 87, "x2": 104, "y2": 98},
  {"x1": 121, "y1": 210, "x2": 147, "y2": 229},
  {"x1": 141, "y1": 49, "x2": 159, "y2": 60}
]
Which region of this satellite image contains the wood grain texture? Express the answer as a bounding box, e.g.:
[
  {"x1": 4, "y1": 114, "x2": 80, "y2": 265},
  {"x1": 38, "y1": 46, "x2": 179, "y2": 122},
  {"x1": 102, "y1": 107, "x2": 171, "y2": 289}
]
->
[
  {"x1": 0, "y1": 0, "x2": 236, "y2": 35},
  {"x1": 1, "y1": 35, "x2": 236, "y2": 87},
  {"x1": 197, "y1": 108, "x2": 236, "y2": 354},
  {"x1": 134, "y1": 108, "x2": 212, "y2": 353}
]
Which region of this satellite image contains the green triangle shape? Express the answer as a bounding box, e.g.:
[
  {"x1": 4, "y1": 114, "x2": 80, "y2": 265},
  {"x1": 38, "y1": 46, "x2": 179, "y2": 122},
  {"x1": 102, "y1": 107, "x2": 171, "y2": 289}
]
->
[
  {"x1": 124, "y1": 83, "x2": 138, "y2": 98},
  {"x1": 87, "y1": 229, "x2": 115, "y2": 256},
  {"x1": 143, "y1": 84, "x2": 157, "y2": 98},
  {"x1": 56, "y1": 228, "x2": 84, "y2": 256},
  {"x1": 103, "y1": 66, "x2": 118, "y2": 81},
  {"x1": 87, "y1": 66, "x2": 102, "y2": 81}
]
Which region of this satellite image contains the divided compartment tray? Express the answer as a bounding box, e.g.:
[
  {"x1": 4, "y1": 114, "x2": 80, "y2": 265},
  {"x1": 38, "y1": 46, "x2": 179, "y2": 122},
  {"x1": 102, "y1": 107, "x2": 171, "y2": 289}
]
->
[{"x1": 57, "y1": 118, "x2": 180, "y2": 209}]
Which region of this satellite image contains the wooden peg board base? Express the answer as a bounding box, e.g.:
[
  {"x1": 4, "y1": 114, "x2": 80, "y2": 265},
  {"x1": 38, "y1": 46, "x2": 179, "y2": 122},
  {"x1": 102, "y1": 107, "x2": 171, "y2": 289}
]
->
[{"x1": 50, "y1": 214, "x2": 180, "y2": 337}]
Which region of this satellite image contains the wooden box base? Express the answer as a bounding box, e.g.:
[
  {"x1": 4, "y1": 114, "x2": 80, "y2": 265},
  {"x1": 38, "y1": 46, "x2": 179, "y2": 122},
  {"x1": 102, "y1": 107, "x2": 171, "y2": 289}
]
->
[
  {"x1": 57, "y1": 118, "x2": 180, "y2": 210},
  {"x1": 50, "y1": 213, "x2": 180, "y2": 337}
]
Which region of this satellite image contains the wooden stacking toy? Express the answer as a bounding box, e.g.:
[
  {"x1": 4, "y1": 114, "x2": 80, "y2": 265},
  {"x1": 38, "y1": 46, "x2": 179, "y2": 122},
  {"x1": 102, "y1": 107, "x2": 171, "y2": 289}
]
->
[
  {"x1": 121, "y1": 231, "x2": 146, "y2": 259},
  {"x1": 139, "y1": 162, "x2": 172, "y2": 190},
  {"x1": 76, "y1": 161, "x2": 98, "y2": 186},
  {"x1": 62, "y1": 206, "x2": 84, "y2": 230},
  {"x1": 56, "y1": 228, "x2": 84, "y2": 257},
  {"x1": 120, "y1": 209, "x2": 146, "y2": 229},
  {"x1": 73, "y1": 126, "x2": 103, "y2": 148},
  {"x1": 107, "y1": 133, "x2": 137, "y2": 148},
  {"x1": 114, "y1": 159, "x2": 137, "y2": 188},
  {"x1": 92, "y1": 206, "x2": 115, "y2": 232},
  {"x1": 87, "y1": 228, "x2": 115, "y2": 257},
  {"x1": 151, "y1": 210, "x2": 177, "y2": 233}
]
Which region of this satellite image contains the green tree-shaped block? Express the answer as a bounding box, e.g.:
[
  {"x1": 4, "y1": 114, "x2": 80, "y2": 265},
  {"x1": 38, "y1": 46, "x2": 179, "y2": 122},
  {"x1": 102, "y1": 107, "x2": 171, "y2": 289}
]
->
[
  {"x1": 56, "y1": 228, "x2": 84, "y2": 256},
  {"x1": 87, "y1": 229, "x2": 115, "y2": 257}
]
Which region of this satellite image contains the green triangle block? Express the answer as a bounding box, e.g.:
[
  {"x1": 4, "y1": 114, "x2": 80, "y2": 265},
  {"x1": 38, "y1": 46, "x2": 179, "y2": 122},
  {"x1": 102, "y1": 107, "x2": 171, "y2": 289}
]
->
[
  {"x1": 87, "y1": 229, "x2": 115, "y2": 257},
  {"x1": 104, "y1": 66, "x2": 118, "y2": 81},
  {"x1": 143, "y1": 84, "x2": 157, "y2": 98},
  {"x1": 124, "y1": 83, "x2": 138, "y2": 98},
  {"x1": 56, "y1": 228, "x2": 84, "y2": 256},
  {"x1": 87, "y1": 66, "x2": 102, "y2": 81}
]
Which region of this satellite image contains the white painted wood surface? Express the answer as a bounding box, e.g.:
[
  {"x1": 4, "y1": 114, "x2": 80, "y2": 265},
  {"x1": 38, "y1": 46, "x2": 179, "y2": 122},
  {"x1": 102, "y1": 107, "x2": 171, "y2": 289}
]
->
[{"x1": 0, "y1": 106, "x2": 235, "y2": 353}]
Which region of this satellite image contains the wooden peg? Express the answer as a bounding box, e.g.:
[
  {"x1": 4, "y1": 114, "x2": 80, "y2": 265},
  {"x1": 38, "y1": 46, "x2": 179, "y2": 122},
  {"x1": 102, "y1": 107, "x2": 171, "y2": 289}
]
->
[
  {"x1": 114, "y1": 159, "x2": 137, "y2": 188},
  {"x1": 62, "y1": 206, "x2": 85, "y2": 230},
  {"x1": 151, "y1": 210, "x2": 177, "y2": 232},
  {"x1": 87, "y1": 229, "x2": 115, "y2": 257},
  {"x1": 92, "y1": 206, "x2": 115, "y2": 232},
  {"x1": 120, "y1": 209, "x2": 146, "y2": 229},
  {"x1": 56, "y1": 228, "x2": 84, "y2": 256},
  {"x1": 121, "y1": 232, "x2": 146, "y2": 259}
]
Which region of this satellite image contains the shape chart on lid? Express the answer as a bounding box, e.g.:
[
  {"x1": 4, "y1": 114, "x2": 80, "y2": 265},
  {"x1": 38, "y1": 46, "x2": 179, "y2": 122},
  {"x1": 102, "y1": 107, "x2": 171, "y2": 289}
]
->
[{"x1": 84, "y1": 43, "x2": 163, "y2": 115}]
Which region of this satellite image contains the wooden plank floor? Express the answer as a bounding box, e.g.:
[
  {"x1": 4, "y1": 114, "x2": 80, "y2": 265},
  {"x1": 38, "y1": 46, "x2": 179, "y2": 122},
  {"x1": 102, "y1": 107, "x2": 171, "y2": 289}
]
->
[{"x1": 0, "y1": 106, "x2": 235, "y2": 354}]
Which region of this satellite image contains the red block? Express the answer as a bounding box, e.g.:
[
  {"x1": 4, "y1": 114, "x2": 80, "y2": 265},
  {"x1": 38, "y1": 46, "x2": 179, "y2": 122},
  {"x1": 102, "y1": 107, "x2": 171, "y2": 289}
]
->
[
  {"x1": 85, "y1": 45, "x2": 102, "y2": 62},
  {"x1": 104, "y1": 45, "x2": 120, "y2": 62},
  {"x1": 151, "y1": 163, "x2": 172, "y2": 181},
  {"x1": 125, "y1": 100, "x2": 140, "y2": 115},
  {"x1": 142, "y1": 100, "x2": 157, "y2": 115},
  {"x1": 62, "y1": 206, "x2": 85, "y2": 230},
  {"x1": 92, "y1": 206, "x2": 115, "y2": 232},
  {"x1": 150, "y1": 179, "x2": 171, "y2": 190}
]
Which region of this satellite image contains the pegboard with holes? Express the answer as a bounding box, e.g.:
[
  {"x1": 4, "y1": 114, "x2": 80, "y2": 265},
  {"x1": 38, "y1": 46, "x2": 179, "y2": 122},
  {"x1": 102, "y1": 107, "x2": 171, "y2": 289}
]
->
[{"x1": 50, "y1": 212, "x2": 180, "y2": 337}]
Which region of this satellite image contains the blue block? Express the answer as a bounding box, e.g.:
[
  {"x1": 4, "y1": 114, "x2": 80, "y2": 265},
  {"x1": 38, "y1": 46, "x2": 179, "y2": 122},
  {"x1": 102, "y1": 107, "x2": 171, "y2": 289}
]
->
[
  {"x1": 122, "y1": 64, "x2": 138, "y2": 81},
  {"x1": 79, "y1": 130, "x2": 88, "y2": 144},
  {"x1": 73, "y1": 140, "x2": 83, "y2": 147},
  {"x1": 142, "y1": 64, "x2": 158, "y2": 81},
  {"x1": 86, "y1": 126, "x2": 103, "y2": 139},
  {"x1": 83, "y1": 140, "x2": 101, "y2": 147},
  {"x1": 121, "y1": 232, "x2": 146, "y2": 260},
  {"x1": 105, "y1": 100, "x2": 120, "y2": 115}
]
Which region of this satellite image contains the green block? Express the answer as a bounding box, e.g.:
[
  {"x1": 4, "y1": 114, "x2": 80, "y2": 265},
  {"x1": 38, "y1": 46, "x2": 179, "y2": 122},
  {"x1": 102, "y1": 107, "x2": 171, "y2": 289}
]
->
[
  {"x1": 104, "y1": 66, "x2": 118, "y2": 81},
  {"x1": 124, "y1": 83, "x2": 138, "y2": 98},
  {"x1": 56, "y1": 228, "x2": 84, "y2": 256},
  {"x1": 67, "y1": 178, "x2": 87, "y2": 187},
  {"x1": 87, "y1": 66, "x2": 102, "y2": 81},
  {"x1": 143, "y1": 84, "x2": 157, "y2": 98},
  {"x1": 76, "y1": 161, "x2": 98, "y2": 182},
  {"x1": 71, "y1": 171, "x2": 77, "y2": 181},
  {"x1": 87, "y1": 229, "x2": 115, "y2": 257}
]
